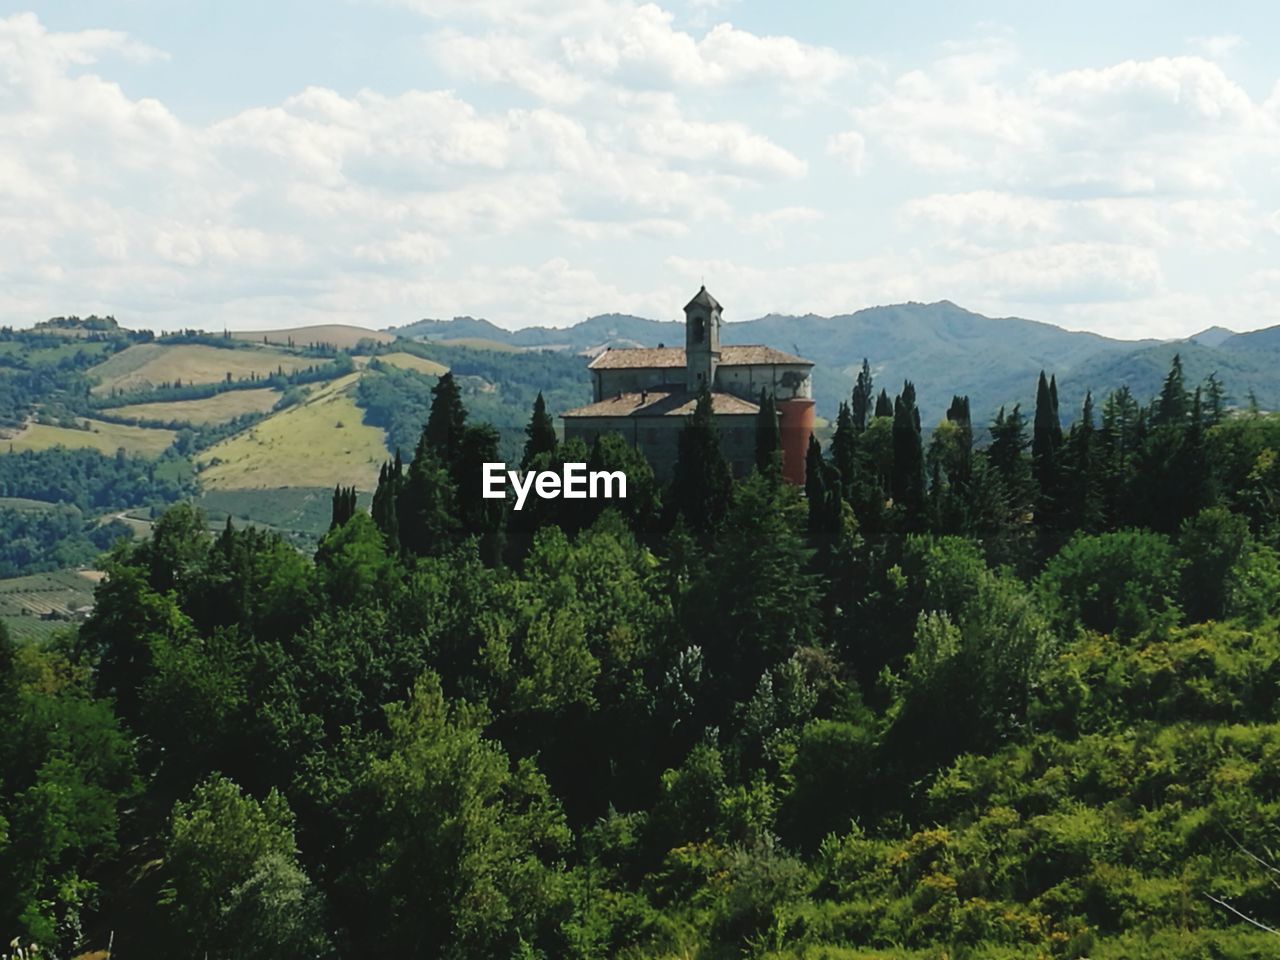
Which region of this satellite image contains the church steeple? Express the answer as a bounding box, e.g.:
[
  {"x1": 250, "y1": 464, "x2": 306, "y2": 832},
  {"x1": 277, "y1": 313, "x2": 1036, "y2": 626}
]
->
[{"x1": 684, "y1": 285, "x2": 722, "y2": 392}]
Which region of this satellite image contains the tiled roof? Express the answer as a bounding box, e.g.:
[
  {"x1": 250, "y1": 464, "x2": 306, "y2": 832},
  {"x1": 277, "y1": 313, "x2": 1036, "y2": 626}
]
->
[
  {"x1": 588, "y1": 347, "x2": 685, "y2": 369},
  {"x1": 563, "y1": 390, "x2": 760, "y2": 419},
  {"x1": 588, "y1": 344, "x2": 810, "y2": 370},
  {"x1": 719, "y1": 345, "x2": 810, "y2": 366}
]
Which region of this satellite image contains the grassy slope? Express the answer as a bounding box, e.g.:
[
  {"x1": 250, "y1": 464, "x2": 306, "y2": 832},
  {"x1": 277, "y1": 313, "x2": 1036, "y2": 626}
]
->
[
  {"x1": 196, "y1": 374, "x2": 388, "y2": 491},
  {"x1": 88, "y1": 343, "x2": 314, "y2": 396},
  {"x1": 4, "y1": 418, "x2": 176, "y2": 456},
  {"x1": 230, "y1": 325, "x2": 394, "y2": 350},
  {"x1": 112, "y1": 387, "x2": 282, "y2": 425},
  {"x1": 373, "y1": 352, "x2": 450, "y2": 376}
]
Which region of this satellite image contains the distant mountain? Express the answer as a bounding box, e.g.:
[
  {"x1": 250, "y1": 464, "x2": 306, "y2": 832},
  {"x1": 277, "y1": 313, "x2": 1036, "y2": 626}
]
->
[
  {"x1": 1220, "y1": 323, "x2": 1280, "y2": 356},
  {"x1": 384, "y1": 303, "x2": 1280, "y2": 423},
  {"x1": 1187, "y1": 325, "x2": 1236, "y2": 348}
]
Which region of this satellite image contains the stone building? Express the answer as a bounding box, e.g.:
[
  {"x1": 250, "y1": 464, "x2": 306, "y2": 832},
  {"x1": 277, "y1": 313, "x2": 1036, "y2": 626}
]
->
[{"x1": 562, "y1": 287, "x2": 815, "y2": 483}]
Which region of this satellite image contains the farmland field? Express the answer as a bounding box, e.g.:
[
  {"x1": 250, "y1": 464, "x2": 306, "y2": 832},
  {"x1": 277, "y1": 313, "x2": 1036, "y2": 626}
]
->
[
  {"x1": 371, "y1": 351, "x2": 449, "y2": 376},
  {"x1": 198, "y1": 487, "x2": 367, "y2": 538},
  {"x1": 4, "y1": 418, "x2": 177, "y2": 456},
  {"x1": 88, "y1": 343, "x2": 314, "y2": 395},
  {"x1": 196, "y1": 374, "x2": 388, "y2": 490},
  {"x1": 230, "y1": 324, "x2": 394, "y2": 350},
  {"x1": 111, "y1": 387, "x2": 282, "y2": 425},
  {"x1": 0, "y1": 496, "x2": 60, "y2": 512},
  {"x1": 0, "y1": 568, "x2": 98, "y2": 643}
]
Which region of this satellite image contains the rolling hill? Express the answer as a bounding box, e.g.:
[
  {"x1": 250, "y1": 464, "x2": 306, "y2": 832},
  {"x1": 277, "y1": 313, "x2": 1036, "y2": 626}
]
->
[
  {"x1": 195, "y1": 373, "x2": 389, "y2": 491},
  {"x1": 88, "y1": 342, "x2": 315, "y2": 396}
]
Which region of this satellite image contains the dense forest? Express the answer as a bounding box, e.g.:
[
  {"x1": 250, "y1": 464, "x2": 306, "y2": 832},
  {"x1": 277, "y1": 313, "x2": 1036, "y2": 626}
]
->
[{"x1": 4, "y1": 356, "x2": 1280, "y2": 958}]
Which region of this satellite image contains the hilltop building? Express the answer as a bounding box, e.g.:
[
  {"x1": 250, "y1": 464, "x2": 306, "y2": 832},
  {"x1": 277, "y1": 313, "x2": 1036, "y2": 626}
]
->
[{"x1": 562, "y1": 287, "x2": 815, "y2": 483}]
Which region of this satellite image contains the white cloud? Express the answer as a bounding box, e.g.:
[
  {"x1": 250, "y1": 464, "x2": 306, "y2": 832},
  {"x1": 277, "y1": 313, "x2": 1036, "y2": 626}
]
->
[
  {"x1": 826, "y1": 130, "x2": 866, "y2": 173},
  {"x1": 3, "y1": 9, "x2": 1280, "y2": 338}
]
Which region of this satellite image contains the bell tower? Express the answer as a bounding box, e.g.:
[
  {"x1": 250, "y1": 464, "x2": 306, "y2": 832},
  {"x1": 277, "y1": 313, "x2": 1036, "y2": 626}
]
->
[{"x1": 684, "y1": 285, "x2": 722, "y2": 393}]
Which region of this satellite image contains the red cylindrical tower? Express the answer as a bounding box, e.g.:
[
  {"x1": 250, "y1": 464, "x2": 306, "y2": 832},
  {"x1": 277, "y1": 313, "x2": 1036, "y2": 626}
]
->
[{"x1": 777, "y1": 398, "x2": 815, "y2": 486}]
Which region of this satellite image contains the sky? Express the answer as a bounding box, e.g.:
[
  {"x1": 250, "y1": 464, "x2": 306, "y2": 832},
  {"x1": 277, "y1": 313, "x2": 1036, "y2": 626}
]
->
[{"x1": 2, "y1": 2, "x2": 1279, "y2": 338}]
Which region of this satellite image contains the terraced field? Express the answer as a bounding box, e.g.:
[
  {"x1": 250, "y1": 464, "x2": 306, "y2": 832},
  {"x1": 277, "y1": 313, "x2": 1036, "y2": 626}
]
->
[
  {"x1": 196, "y1": 374, "x2": 389, "y2": 491},
  {"x1": 4, "y1": 418, "x2": 177, "y2": 456},
  {"x1": 371, "y1": 352, "x2": 449, "y2": 376},
  {"x1": 112, "y1": 387, "x2": 282, "y2": 425},
  {"x1": 231, "y1": 325, "x2": 394, "y2": 350},
  {"x1": 88, "y1": 343, "x2": 314, "y2": 396},
  {"x1": 0, "y1": 568, "x2": 98, "y2": 642}
]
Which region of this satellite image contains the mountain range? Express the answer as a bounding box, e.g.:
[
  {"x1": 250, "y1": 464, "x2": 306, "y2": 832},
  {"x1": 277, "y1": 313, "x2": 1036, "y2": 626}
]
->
[{"x1": 390, "y1": 302, "x2": 1280, "y2": 424}]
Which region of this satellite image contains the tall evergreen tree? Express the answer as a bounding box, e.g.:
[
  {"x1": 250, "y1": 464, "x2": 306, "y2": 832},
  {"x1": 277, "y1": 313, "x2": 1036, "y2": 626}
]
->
[
  {"x1": 670, "y1": 387, "x2": 733, "y2": 536},
  {"x1": 891, "y1": 382, "x2": 925, "y2": 521},
  {"x1": 944, "y1": 395, "x2": 973, "y2": 490},
  {"x1": 1203, "y1": 372, "x2": 1226, "y2": 427},
  {"x1": 455, "y1": 424, "x2": 506, "y2": 565},
  {"x1": 804, "y1": 433, "x2": 842, "y2": 535},
  {"x1": 371, "y1": 451, "x2": 403, "y2": 549},
  {"x1": 805, "y1": 433, "x2": 828, "y2": 534},
  {"x1": 398, "y1": 447, "x2": 459, "y2": 558},
  {"x1": 424, "y1": 371, "x2": 467, "y2": 466},
  {"x1": 754, "y1": 389, "x2": 782, "y2": 481},
  {"x1": 1153, "y1": 353, "x2": 1189, "y2": 427},
  {"x1": 851, "y1": 359, "x2": 874, "y2": 432},
  {"x1": 1061, "y1": 392, "x2": 1103, "y2": 533},
  {"x1": 874, "y1": 388, "x2": 893, "y2": 419},
  {"x1": 329, "y1": 485, "x2": 358, "y2": 530},
  {"x1": 1032, "y1": 371, "x2": 1063, "y2": 526},
  {"x1": 829, "y1": 401, "x2": 856, "y2": 501},
  {"x1": 521, "y1": 391, "x2": 558, "y2": 470}
]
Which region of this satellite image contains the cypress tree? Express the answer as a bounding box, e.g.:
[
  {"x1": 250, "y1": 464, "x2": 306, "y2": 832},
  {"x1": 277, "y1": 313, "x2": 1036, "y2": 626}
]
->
[
  {"x1": 521, "y1": 391, "x2": 557, "y2": 470},
  {"x1": 456, "y1": 424, "x2": 506, "y2": 565},
  {"x1": 805, "y1": 433, "x2": 827, "y2": 534},
  {"x1": 1032, "y1": 371, "x2": 1063, "y2": 525},
  {"x1": 371, "y1": 454, "x2": 403, "y2": 549},
  {"x1": 891, "y1": 381, "x2": 925, "y2": 520},
  {"x1": 944, "y1": 395, "x2": 973, "y2": 489},
  {"x1": 398, "y1": 447, "x2": 458, "y2": 558},
  {"x1": 424, "y1": 371, "x2": 467, "y2": 467},
  {"x1": 754, "y1": 389, "x2": 782, "y2": 481},
  {"x1": 1203, "y1": 372, "x2": 1226, "y2": 427},
  {"x1": 851, "y1": 359, "x2": 874, "y2": 432},
  {"x1": 329, "y1": 485, "x2": 357, "y2": 530},
  {"x1": 829, "y1": 401, "x2": 856, "y2": 500},
  {"x1": 670, "y1": 387, "x2": 733, "y2": 536},
  {"x1": 874, "y1": 388, "x2": 893, "y2": 419}
]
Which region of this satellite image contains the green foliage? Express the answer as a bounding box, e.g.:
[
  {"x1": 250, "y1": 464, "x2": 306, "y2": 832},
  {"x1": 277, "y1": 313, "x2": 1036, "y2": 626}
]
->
[
  {"x1": 10, "y1": 354, "x2": 1280, "y2": 959},
  {"x1": 157, "y1": 776, "x2": 331, "y2": 960},
  {"x1": 684, "y1": 473, "x2": 819, "y2": 711},
  {"x1": 351, "y1": 673, "x2": 571, "y2": 958},
  {"x1": 0, "y1": 644, "x2": 137, "y2": 953},
  {"x1": 1037, "y1": 530, "x2": 1181, "y2": 637}
]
